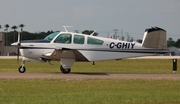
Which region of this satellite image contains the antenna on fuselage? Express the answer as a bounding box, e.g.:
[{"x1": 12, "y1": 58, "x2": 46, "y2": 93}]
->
[{"x1": 63, "y1": 26, "x2": 74, "y2": 32}]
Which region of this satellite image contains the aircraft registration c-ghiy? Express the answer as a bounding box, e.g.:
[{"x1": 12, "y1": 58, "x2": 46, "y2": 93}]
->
[{"x1": 11, "y1": 26, "x2": 169, "y2": 74}]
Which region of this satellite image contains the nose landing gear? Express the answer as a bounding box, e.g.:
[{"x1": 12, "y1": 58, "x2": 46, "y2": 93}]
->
[
  {"x1": 18, "y1": 66, "x2": 26, "y2": 73},
  {"x1": 18, "y1": 60, "x2": 26, "y2": 73}
]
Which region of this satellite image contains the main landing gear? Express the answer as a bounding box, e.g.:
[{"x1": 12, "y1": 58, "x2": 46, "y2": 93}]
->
[{"x1": 60, "y1": 65, "x2": 71, "y2": 74}]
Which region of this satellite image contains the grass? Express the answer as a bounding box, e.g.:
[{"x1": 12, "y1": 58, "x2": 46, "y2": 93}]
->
[
  {"x1": 0, "y1": 79, "x2": 180, "y2": 104},
  {"x1": 0, "y1": 59, "x2": 179, "y2": 73},
  {"x1": 0, "y1": 59, "x2": 180, "y2": 103}
]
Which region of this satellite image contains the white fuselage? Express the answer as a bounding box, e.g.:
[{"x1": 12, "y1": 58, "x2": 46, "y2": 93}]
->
[
  {"x1": 10, "y1": 27, "x2": 169, "y2": 73},
  {"x1": 19, "y1": 31, "x2": 160, "y2": 62}
]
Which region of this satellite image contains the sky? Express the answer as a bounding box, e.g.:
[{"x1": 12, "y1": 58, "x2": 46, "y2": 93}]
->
[{"x1": 0, "y1": 0, "x2": 180, "y2": 40}]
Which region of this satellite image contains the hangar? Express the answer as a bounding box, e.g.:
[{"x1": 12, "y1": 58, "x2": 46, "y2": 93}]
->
[{"x1": 0, "y1": 32, "x2": 16, "y2": 56}]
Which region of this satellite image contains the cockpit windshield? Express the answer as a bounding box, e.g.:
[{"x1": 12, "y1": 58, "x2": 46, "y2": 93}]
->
[{"x1": 44, "y1": 32, "x2": 60, "y2": 41}]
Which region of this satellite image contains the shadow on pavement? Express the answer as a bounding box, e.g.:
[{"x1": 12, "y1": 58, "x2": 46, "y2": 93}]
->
[{"x1": 71, "y1": 72, "x2": 109, "y2": 75}]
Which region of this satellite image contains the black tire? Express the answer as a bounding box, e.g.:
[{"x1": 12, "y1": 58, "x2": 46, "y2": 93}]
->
[
  {"x1": 18, "y1": 66, "x2": 26, "y2": 73},
  {"x1": 60, "y1": 65, "x2": 71, "y2": 74}
]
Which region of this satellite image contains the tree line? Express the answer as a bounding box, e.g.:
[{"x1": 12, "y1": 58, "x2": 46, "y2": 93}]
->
[
  {"x1": 0, "y1": 24, "x2": 26, "y2": 45},
  {"x1": 0, "y1": 24, "x2": 179, "y2": 48},
  {"x1": 0, "y1": 24, "x2": 98, "y2": 46},
  {"x1": 167, "y1": 38, "x2": 180, "y2": 48},
  {"x1": 136, "y1": 38, "x2": 180, "y2": 48}
]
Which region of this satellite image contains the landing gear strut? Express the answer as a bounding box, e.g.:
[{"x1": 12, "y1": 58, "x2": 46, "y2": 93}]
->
[{"x1": 60, "y1": 65, "x2": 71, "y2": 74}]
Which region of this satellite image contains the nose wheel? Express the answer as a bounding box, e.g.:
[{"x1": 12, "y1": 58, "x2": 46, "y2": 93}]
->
[
  {"x1": 18, "y1": 66, "x2": 26, "y2": 73},
  {"x1": 60, "y1": 65, "x2": 71, "y2": 74},
  {"x1": 18, "y1": 60, "x2": 26, "y2": 73}
]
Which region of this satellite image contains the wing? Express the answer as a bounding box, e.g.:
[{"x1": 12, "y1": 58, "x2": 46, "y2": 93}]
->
[{"x1": 42, "y1": 48, "x2": 89, "y2": 62}]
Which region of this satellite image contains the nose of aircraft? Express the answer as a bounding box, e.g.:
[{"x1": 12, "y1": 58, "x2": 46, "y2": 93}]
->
[
  {"x1": 11, "y1": 42, "x2": 19, "y2": 47},
  {"x1": 11, "y1": 32, "x2": 21, "y2": 47}
]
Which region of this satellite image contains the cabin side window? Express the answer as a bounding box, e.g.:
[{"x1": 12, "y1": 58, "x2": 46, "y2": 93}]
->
[
  {"x1": 54, "y1": 34, "x2": 72, "y2": 44},
  {"x1": 87, "y1": 37, "x2": 104, "y2": 45},
  {"x1": 74, "y1": 35, "x2": 84, "y2": 44}
]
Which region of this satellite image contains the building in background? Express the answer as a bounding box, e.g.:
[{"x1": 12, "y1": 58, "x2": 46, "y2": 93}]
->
[
  {"x1": 168, "y1": 46, "x2": 180, "y2": 56},
  {"x1": 0, "y1": 32, "x2": 16, "y2": 56}
]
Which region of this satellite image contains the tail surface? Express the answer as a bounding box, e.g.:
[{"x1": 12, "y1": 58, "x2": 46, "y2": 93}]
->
[{"x1": 142, "y1": 27, "x2": 167, "y2": 49}]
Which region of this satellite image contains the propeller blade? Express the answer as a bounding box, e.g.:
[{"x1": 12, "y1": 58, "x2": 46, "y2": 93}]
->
[{"x1": 17, "y1": 32, "x2": 21, "y2": 63}]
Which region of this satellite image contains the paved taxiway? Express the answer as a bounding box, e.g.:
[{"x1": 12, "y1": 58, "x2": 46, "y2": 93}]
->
[
  {"x1": 0, "y1": 72, "x2": 180, "y2": 80},
  {"x1": 0, "y1": 56, "x2": 179, "y2": 80}
]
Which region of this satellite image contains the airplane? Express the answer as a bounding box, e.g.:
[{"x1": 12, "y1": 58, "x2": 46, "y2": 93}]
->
[{"x1": 11, "y1": 26, "x2": 169, "y2": 74}]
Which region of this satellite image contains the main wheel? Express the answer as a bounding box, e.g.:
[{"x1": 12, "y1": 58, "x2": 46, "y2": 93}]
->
[
  {"x1": 18, "y1": 66, "x2": 26, "y2": 73},
  {"x1": 60, "y1": 65, "x2": 71, "y2": 74}
]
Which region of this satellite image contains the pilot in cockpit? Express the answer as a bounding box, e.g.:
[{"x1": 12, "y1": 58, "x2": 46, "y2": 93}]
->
[{"x1": 64, "y1": 36, "x2": 71, "y2": 44}]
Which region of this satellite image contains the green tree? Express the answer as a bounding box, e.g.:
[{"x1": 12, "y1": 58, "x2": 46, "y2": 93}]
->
[
  {"x1": 175, "y1": 39, "x2": 180, "y2": 48},
  {"x1": 0, "y1": 25, "x2": 2, "y2": 31},
  {"x1": 11, "y1": 25, "x2": 18, "y2": 31},
  {"x1": 4, "y1": 24, "x2": 10, "y2": 31},
  {"x1": 20, "y1": 30, "x2": 54, "y2": 40},
  {"x1": 19, "y1": 24, "x2": 25, "y2": 32},
  {"x1": 11, "y1": 25, "x2": 18, "y2": 42},
  {"x1": 19, "y1": 24, "x2": 25, "y2": 40},
  {"x1": 167, "y1": 37, "x2": 176, "y2": 47},
  {"x1": 136, "y1": 39, "x2": 142, "y2": 43},
  {"x1": 4, "y1": 24, "x2": 10, "y2": 45},
  {"x1": 82, "y1": 30, "x2": 98, "y2": 36}
]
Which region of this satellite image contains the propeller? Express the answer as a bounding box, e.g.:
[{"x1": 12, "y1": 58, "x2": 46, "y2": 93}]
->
[{"x1": 17, "y1": 32, "x2": 21, "y2": 63}]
